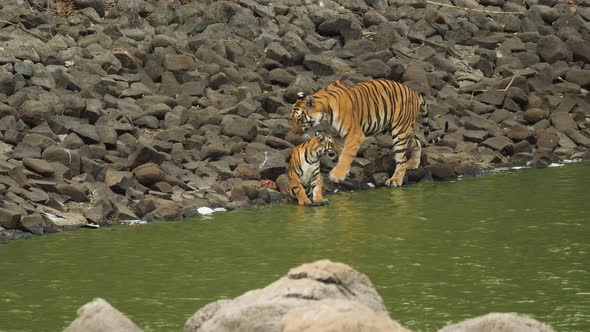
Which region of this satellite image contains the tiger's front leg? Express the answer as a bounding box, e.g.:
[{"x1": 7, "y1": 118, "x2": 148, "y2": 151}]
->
[
  {"x1": 329, "y1": 130, "x2": 364, "y2": 183},
  {"x1": 312, "y1": 173, "x2": 328, "y2": 205},
  {"x1": 386, "y1": 135, "x2": 410, "y2": 187},
  {"x1": 288, "y1": 178, "x2": 312, "y2": 206}
]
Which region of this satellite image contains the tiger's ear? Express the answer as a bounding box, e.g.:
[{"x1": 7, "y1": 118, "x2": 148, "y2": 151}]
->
[
  {"x1": 306, "y1": 96, "x2": 314, "y2": 107},
  {"x1": 297, "y1": 92, "x2": 305, "y2": 99}
]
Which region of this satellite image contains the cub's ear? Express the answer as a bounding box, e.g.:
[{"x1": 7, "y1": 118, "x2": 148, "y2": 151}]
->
[
  {"x1": 297, "y1": 92, "x2": 305, "y2": 99},
  {"x1": 306, "y1": 96, "x2": 314, "y2": 107},
  {"x1": 315, "y1": 132, "x2": 324, "y2": 142}
]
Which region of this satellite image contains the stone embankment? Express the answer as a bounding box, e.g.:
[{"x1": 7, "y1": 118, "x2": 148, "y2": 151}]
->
[
  {"x1": 63, "y1": 260, "x2": 556, "y2": 332},
  {"x1": 0, "y1": 0, "x2": 589, "y2": 241}
]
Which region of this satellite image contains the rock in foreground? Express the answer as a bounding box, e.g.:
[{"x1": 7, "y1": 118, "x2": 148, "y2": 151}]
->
[
  {"x1": 184, "y1": 259, "x2": 411, "y2": 332},
  {"x1": 64, "y1": 261, "x2": 558, "y2": 332},
  {"x1": 437, "y1": 312, "x2": 556, "y2": 332},
  {"x1": 64, "y1": 298, "x2": 143, "y2": 332}
]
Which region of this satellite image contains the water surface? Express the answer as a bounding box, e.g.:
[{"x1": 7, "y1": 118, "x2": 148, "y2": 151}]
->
[{"x1": 1, "y1": 163, "x2": 589, "y2": 332}]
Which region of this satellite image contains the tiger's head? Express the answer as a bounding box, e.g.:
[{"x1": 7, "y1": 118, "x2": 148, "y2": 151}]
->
[
  {"x1": 313, "y1": 132, "x2": 340, "y2": 161},
  {"x1": 291, "y1": 92, "x2": 324, "y2": 137}
]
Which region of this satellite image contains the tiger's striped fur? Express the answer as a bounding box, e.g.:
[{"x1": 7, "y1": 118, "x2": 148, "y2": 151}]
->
[
  {"x1": 291, "y1": 79, "x2": 438, "y2": 187},
  {"x1": 287, "y1": 132, "x2": 340, "y2": 206}
]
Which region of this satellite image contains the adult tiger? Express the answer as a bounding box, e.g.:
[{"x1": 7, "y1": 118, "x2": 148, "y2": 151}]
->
[
  {"x1": 291, "y1": 79, "x2": 440, "y2": 187},
  {"x1": 287, "y1": 132, "x2": 340, "y2": 206}
]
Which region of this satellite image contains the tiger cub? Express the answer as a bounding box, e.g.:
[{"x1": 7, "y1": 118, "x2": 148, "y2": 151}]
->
[{"x1": 287, "y1": 132, "x2": 340, "y2": 206}]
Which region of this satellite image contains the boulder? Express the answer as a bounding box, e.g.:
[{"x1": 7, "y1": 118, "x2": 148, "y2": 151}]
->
[
  {"x1": 201, "y1": 143, "x2": 231, "y2": 160},
  {"x1": 23, "y1": 158, "x2": 56, "y2": 177},
  {"x1": 283, "y1": 300, "x2": 411, "y2": 332},
  {"x1": 133, "y1": 163, "x2": 166, "y2": 186},
  {"x1": 64, "y1": 298, "x2": 143, "y2": 332},
  {"x1": 536, "y1": 129, "x2": 559, "y2": 152},
  {"x1": 0, "y1": 207, "x2": 21, "y2": 229},
  {"x1": 221, "y1": 116, "x2": 257, "y2": 142},
  {"x1": 537, "y1": 35, "x2": 571, "y2": 63},
  {"x1": 550, "y1": 112, "x2": 578, "y2": 134},
  {"x1": 425, "y1": 163, "x2": 457, "y2": 180},
  {"x1": 437, "y1": 312, "x2": 555, "y2": 332},
  {"x1": 524, "y1": 108, "x2": 547, "y2": 125},
  {"x1": 244, "y1": 143, "x2": 286, "y2": 181},
  {"x1": 303, "y1": 54, "x2": 336, "y2": 76},
  {"x1": 184, "y1": 259, "x2": 409, "y2": 332},
  {"x1": 481, "y1": 136, "x2": 514, "y2": 155},
  {"x1": 20, "y1": 100, "x2": 50, "y2": 126}
]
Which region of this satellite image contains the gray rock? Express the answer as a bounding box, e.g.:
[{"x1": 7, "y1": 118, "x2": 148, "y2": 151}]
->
[
  {"x1": 221, "y1": 116, "x2": 257, "y2": 142},
  {"x1": 303, "y1": 54, "x2": 336, "y2": 76},
  {"x1": 537, "y1": 35, "x2": 571, "y2": 63},
  {"x1": 524, "y1": 108, "x2": 547, "y2": 125},
  {"x1": 132, "y1": 163, "x2": 166, "y2": 187},
  {"x1": 566, "y1": 37, "x2": 590, "y2": 63},
  {"x1": 56, "y1": 183, "x2": 89, "y2": 202},
  {"x1": 21, "y1": 213, "x2": 45, "y2": 235},
  {"x1": 536, "y1": 129, "x2": 559, "y2": 152},
  {"x1": 12, "y1": 143, "x2": 42, "y2": 160},
  {"x1": 23, "y1": 158, "x2": 56, "y2": 177},
  {"x1": 244, "y1": 143, "x2": 286, "y2": 181},
  {"x1": 507, "y1": 124, "x2": 534, "y2": 143},
  {"x1": 266, "y1": 42, "x2": 292, "y2": 65},
  {"x1": 64, "y1": 298, "x2": 143, "y2": 332},
  {"x1": 437, "y1": 312, "x2": 555, "y2": 332},
  {"x1": 155, "y1": 127, "x2": 188, "y2": 143},
  {"x1": 481, "y1": 136, "x2": 514, "y2": 155},
  {"x1": 317, "y1": 14, "x2": 362, "y2": 44},
  {"x1": 550, "y1": 110, "x2": 577, "y2": 132},
  {"x1": 565, "y1": 68, "x2": 590, "y2": 88},
  {"x1": 463, "y1": 130, "x2": 489, "y2": 143},
  {"x1": 128, "y1": 141, "x2": 167, "y2": 169},
  {"x1": 565, "y1": 129, "x2": 590, "y2": 148},
  {"x1": 201, "y1": 142, "x2": 231, "y2": 160},
  {"x1": 234, "y1": 163, "x2": 261, "y2": 180},
  {"x1": 184, "y1": 260, "x2": 409, "y2": 332},
  {"x1": 20, "y1": 100, "x2": 50, "y2": 126},
  {"x1": 268, "y1": 68, "x2": 295, "y2": 85},
  {"x1": 0, "y1": 68, "x2": 15, "y2": 95},
  {"x1": 0, "y1": 207, "x2": 21, "y2": 229},
  {"x1": 358, "y1": 59, "x2": 390, "y2": 79},
  {"x1": 425, "y1": 163, "x2": 457, "y2": 180},
  {"x1": 71, "y1": 125, "x2": 101, "y2": 144}
]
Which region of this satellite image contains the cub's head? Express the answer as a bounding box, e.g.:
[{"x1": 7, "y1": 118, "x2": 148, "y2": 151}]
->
[
  {"x1": 314, "y1": 132, "x2": 340, "y2": 161},
  {"x1": 291, "y1": 92, "x2": 321, "y2": 136}
]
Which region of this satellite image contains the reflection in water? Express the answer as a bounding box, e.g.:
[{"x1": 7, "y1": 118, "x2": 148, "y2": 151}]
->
[{"x1": 0, "y1": 163, "x2": 588, "y2": 332}]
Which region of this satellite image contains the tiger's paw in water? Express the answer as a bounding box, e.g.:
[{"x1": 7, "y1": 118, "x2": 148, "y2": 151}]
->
[
  {"x1": 385, "y1": 174, "x2": 404, "y2": 187},
  {"x1": 305, "y1": 200, "x2": 329, "y2": 207},
  {"x1": 298, "y1": 199, "x2": 313, "y2": 206}
]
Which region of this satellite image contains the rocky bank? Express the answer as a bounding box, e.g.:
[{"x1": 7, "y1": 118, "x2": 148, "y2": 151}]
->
[
  {"x1": 63, "y1": 260, "x2": 557, "y2": 331},
  {"x1": 0, "y1": 0, "x2": 589, "y2": 241}
]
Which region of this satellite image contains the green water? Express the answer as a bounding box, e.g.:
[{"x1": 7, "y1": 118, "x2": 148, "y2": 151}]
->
[{"x1": 1, "y1": 163, "x2": 589, "y2": 332}]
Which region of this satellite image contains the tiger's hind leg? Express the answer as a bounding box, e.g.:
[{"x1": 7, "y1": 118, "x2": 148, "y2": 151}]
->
[
  {"x1": 385, "y1": 134, "x2": 411, "y2": 187},
  {"x1": 406, "y1": 136, "x2": 422, "y2": 170}
]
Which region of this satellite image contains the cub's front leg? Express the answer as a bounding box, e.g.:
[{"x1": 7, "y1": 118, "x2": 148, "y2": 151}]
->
[
  {"x1": 312, "y1": 173, "x2": 329, "y2": 205},
  {"x1": 288, "y1": 178, "x2": 312, "y2": 206},
  {"x1": 329, "y1": 130, "x2": 364, "y2": 183}
]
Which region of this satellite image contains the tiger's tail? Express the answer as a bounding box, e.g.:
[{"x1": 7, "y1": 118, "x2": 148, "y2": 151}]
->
[{"x1": 419, "y1": 98, "x2": 448, "y2": 145}]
